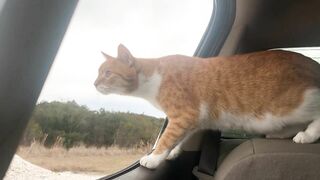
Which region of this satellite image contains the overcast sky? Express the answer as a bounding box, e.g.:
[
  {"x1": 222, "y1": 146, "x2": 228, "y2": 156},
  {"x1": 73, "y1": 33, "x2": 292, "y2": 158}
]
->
[
  {"x1": 37, "y1": 0, "x2": 212, "y2": 118},
  {"x1": 37, "y1": 0, "x2": 320, "y2": 118}
]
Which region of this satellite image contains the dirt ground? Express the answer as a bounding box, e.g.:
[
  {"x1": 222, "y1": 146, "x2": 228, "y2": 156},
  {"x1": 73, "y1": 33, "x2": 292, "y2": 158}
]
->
[
  {"x1": 4, "y1": 155, "x2": 103, "y2": 180},
  {"x1": 4, "y1": 144, "x2": 149, "y2": 179}
]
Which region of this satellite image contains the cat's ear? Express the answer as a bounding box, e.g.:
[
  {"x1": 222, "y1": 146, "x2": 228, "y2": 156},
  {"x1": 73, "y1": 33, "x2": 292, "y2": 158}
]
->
[
  {"x1": 117, "y1": 44, "x2": 135, "y2": 67},
  {"x1": 101, "y1": 51, "x2": 113, "y2": 61}
]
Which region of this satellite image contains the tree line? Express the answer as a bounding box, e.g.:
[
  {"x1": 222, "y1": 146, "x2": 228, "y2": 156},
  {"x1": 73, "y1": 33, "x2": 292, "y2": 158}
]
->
[{"x1": 21, "y1": 101, "x2": 164, "y2": 149}]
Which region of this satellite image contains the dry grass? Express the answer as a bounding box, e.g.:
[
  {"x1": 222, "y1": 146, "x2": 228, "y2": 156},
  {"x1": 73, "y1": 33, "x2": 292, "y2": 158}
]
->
[{"x1": 17, "y1": 142, "x2": 152, "y2": 175}]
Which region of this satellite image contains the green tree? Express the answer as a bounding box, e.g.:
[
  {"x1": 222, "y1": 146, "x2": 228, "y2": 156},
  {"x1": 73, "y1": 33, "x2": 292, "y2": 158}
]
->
[{"x1": 23, "y1": 101, "x2": 164, "y2": 149}]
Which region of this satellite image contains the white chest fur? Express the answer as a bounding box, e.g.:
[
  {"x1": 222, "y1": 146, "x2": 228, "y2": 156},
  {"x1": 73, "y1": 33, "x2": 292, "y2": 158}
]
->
[{"x1": 130, "y1": 72, "x2": 163, "y2": 110}]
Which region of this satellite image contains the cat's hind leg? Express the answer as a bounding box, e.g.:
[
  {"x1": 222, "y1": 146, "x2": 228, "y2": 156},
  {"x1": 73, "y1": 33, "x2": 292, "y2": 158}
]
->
[{"x1": 293, "y1": 119, "x2": 320, "y2": 143}]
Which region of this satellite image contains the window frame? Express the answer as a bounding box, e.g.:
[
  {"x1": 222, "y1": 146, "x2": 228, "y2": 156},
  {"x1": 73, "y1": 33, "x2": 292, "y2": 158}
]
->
[{"x1": 0, "y1": 1, "x2": 78, "y2": 178}]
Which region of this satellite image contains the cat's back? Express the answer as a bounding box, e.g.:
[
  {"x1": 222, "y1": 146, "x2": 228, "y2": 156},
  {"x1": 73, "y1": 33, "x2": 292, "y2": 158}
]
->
[
  {"x1": 210, "y1": 50, "x2": 320, "y2": 87},
  {"x1": 194, "y1": 50, "x2": 320, "y2": 117},
  {"x1": 158, "y1": 50, "x2": 320, "y2": 95}
]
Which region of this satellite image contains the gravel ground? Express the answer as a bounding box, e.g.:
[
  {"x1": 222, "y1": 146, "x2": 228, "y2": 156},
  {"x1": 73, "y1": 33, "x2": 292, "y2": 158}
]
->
[{"x1": 4, "y1": 155, "x2": 103, "y2": 180}]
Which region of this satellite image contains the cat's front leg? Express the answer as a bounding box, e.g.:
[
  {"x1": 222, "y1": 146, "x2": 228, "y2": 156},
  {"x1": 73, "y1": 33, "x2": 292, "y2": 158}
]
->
[
  {"x1": 140, "y1": 120, "x2": 193, "y2": 169},
  {"x1": 140, "y1": 150, "x2": 169, "y2": 169}
]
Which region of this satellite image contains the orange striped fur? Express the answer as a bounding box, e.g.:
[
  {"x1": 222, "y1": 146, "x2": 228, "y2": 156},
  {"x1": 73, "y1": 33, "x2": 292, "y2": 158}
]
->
[{"x1": 95, "y1": 44, "x2": 320, "y2": 169}]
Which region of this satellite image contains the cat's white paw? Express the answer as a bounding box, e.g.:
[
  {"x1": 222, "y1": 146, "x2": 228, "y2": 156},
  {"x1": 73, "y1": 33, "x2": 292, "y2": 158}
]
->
[
  {"x1": 140, "y1": 152, "x2": 167, "y2": 169},
  {"x1": 293, "y1": 131, "x2": 317, "y2": 143},
  {"x1": 166, "y1": 146, "x2": 181, "y2": 160}
]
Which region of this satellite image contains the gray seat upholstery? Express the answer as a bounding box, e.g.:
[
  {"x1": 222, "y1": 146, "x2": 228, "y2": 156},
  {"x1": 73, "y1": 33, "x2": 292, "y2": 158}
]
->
[{"x1": 214, "y1": 139, "x2": 320, "y2": 180}]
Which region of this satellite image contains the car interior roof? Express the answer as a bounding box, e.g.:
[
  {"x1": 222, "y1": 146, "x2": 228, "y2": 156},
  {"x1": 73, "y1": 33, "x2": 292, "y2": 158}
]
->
[{"x1": 220, "y1": 0, "x2": 320, "y2": 56}]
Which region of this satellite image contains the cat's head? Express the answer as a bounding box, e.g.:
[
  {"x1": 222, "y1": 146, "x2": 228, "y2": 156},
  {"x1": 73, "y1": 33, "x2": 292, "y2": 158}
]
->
[{"x1": 94, "y1": 44, "x2": 138, "y2": 95}]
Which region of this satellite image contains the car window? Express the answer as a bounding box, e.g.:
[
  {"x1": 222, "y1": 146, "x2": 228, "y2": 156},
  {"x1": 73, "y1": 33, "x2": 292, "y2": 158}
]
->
[
  {"x1": 16, "y1": 0, "x2": 212, "y2": 177},
  {"x1": 222, "y1": 47, "x2": 320, "y2": 139}
]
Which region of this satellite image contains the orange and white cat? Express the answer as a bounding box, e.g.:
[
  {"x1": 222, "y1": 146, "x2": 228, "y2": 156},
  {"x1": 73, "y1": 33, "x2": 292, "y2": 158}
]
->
[{"x1": 95, "y1": 44, "x2": 320, "y2": 169}]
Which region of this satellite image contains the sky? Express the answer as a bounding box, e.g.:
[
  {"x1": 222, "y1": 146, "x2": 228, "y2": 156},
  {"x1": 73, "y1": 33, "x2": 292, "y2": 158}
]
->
[
  {"x1": 37, "y1": 0, "x2": 212, "y2": 118},
  {"x1": 37, "y1": 0, "x2": 320, "y2": 118}
]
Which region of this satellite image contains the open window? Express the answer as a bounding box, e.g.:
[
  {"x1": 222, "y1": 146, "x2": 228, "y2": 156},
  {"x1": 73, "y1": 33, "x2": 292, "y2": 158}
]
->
[{"x1": 3, "y1": 0, "x2": 214, "y2": 179}]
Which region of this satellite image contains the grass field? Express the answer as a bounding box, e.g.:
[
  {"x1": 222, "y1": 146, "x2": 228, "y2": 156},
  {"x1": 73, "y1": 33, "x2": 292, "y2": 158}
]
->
[{"x1": 17, "y1": 142, "x2": 151, "y2": 175}]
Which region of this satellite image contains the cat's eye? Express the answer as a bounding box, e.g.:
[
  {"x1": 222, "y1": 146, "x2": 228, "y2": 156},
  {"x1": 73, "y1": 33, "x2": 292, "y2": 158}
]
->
[{"x1": 105, "y1": 70, "x2": 112, "y2": 77}]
